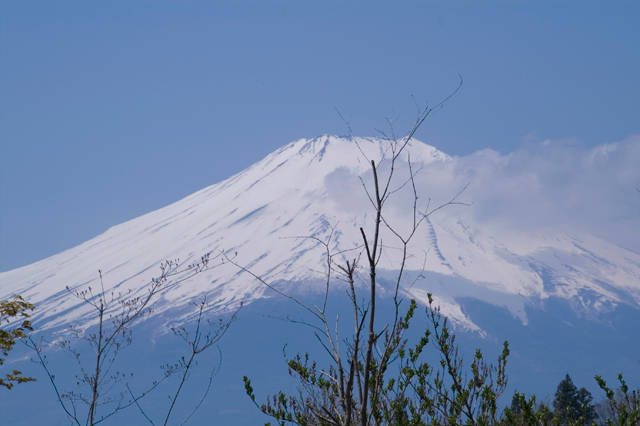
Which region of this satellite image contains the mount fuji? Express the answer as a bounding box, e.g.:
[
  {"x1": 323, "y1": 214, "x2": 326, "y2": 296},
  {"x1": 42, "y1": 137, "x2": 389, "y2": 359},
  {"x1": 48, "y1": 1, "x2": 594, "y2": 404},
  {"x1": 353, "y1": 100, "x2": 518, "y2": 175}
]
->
[
  {"x1": 2, "y1": 135, "x2": 640, "y2": 328},
  {"x1": 2, "y1": 135, "x2": 640, "y2": 425}
]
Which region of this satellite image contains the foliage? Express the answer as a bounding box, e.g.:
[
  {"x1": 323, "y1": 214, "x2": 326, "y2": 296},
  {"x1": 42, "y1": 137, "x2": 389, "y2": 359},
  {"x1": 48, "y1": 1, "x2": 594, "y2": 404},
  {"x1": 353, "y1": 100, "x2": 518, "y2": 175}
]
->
[
  {"x1": 243, "y1": 294, "x2": 510, "y2": 426},
  {"x1": 502, "y1": 389, "x2": 599, "y2": 426},
  {"x1": 0, "y1": 294, "x2": 36, "y2": 389},
  {"x1": 500, "y1": 374, "x2": 639, "y2": 426},
  {"x1": 595, "y1": 374, "x2": 640, "y2": 426},
  {"x1": 501, "y1": 391, "x2": 554, "y2": 426},
  {"x1": 395, "y1": 295, "x2": 509, "y2": 426}
]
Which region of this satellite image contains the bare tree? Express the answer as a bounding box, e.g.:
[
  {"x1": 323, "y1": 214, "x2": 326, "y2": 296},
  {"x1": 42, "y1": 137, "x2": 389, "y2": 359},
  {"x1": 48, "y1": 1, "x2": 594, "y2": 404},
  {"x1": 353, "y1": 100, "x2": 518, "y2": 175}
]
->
[
  {"x1": 129, "y1": 297, "x2": 240, "y2": 426},
  {"x1": 27, "y1": 253, "x2": 238, "y2": 426},
  {"x1": 236, "y1": 80, "x2": 513, "y2": 426}
]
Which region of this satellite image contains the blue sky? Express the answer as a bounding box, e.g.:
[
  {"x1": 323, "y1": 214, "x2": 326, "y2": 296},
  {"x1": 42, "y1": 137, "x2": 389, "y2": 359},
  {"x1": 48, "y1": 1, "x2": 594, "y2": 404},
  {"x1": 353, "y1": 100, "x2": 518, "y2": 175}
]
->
[{"x1": 1, "y1": 1, "x2": 639, "y2": 272}]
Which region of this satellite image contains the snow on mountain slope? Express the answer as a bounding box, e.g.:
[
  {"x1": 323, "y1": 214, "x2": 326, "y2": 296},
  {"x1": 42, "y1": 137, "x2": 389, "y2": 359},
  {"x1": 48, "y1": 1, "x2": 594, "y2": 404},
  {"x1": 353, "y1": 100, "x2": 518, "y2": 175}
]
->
[{"x1": 1, "y1": 135, "x2": 640, "y2": 332}]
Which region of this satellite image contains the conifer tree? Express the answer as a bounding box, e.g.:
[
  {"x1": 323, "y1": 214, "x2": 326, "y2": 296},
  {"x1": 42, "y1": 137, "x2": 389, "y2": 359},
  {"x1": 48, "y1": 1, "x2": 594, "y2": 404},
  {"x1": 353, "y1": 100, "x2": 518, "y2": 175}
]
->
[{"x1": 553, "y1": 374, "x2": 597, "y2": 425}]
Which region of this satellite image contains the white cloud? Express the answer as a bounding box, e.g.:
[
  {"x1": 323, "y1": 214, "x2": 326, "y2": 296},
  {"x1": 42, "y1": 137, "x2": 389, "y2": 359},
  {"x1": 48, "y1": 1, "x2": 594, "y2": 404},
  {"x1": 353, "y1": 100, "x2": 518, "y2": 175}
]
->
[{"x1": 416, "y1": 135, "x2": 640, "y2": 253}]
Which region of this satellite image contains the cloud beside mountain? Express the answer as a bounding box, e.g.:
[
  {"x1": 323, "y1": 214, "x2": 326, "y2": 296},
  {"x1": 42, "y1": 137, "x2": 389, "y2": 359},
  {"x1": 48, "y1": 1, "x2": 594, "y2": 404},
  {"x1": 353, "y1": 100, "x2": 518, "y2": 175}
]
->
[{"x1": 416, "y1": 135, "x2": 640, "y2": 253}]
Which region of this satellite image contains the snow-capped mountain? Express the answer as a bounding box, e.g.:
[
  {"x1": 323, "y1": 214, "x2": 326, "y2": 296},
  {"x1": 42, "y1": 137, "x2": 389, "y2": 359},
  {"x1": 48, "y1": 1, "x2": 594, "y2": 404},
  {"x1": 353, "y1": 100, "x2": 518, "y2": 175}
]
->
[
  {"x1": 2, "y1": 135, "x2": 640, "y2": 333},
  {"x1": 3, "y1": 135, "x2": 640, "y2": 426}
]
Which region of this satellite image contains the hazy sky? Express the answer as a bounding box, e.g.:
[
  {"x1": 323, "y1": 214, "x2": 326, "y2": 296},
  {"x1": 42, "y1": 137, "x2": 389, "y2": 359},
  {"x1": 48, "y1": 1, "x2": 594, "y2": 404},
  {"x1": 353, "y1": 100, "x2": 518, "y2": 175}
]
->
[{"x1": 1, "y1": 1, "x2": 639, "y2": 272}]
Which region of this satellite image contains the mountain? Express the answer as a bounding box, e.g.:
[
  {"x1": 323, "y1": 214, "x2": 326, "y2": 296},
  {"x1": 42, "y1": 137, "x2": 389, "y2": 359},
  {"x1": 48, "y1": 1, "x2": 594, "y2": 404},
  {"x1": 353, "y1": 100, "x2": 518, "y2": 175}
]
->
[
  {"x1": 1, "y1": 135, "x2": 640, "y2": 425},
  {"x1": 2, "y1": 135, "x2": 639, "y2": 330}
]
